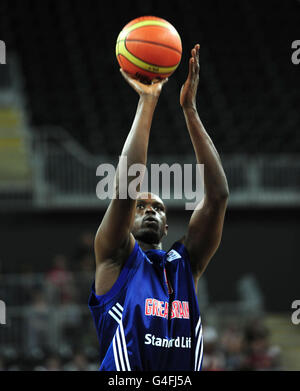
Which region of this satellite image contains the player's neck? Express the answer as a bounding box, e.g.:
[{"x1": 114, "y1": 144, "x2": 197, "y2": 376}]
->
[{"x1": 138, "y1": 240, "x2": 162, "y2": 251}]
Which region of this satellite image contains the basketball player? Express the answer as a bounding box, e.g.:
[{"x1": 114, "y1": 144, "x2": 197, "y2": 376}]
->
[{"x1": 89, "y1": 44, "x2": 229, "y2": 371}]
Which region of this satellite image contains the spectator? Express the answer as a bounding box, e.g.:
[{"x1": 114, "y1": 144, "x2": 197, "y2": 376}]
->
[
  {"x1": 64, "y1": 352, "x2": 94, "y2": 371},
  {"x1": 241, "y1": 318, "x2": 282, "y2": 370},
  {"x1": 25, "y1": 288, "x2": 51, "y2": 354},
  {"x1": 46, "y1": 254, "x2": 76, "y2": 304},
  {"x1": 220, "y1": 324, "x2": 245, "y2": 370},
  {"x1": 44, "y1": 355, "x2": 62, "y2": 371},
  {"x1": 34, "y1": 354, "x2": 62, "y2": 371},
  {"x1": 56, "y1": 293, "x2": 82, "y2": 350},
  {"x1": 202, "y1": 326, "x2": 226, "y2": 371}
]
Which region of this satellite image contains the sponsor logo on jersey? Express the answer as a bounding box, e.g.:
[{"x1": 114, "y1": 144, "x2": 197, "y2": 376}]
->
[
  {"x1": 166, "y1": 249, "x2": 181, "y2": 262},
  {"x1": 145, "y1": 333, "x2": 191, "y2": 349},
  {"x1": 145, "y1": 298, "x2": 189, "y2": 319}
]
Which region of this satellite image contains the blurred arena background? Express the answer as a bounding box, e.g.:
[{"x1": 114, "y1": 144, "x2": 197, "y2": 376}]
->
[{"x1": 0, "y1": 0, "x2": 299, "y2": 371}]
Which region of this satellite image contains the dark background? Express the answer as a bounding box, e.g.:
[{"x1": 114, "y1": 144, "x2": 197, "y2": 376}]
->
[{"x1": 1, "y1": 0, "x2": 299, "y2": 154}]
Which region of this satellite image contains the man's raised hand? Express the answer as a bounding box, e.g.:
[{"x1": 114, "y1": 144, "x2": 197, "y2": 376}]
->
[
  {"x1": 180, "y1": 44, "x2": 200, "y2": 109},
  {"x1": 120, "y1": 69, "x2": 168, "y2": 98}
]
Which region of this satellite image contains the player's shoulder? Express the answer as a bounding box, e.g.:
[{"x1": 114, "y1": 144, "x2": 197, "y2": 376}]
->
[
  {"x1": 141, "y1": 240, "x2": 190, "y2": 265},
  {"x1": 94, "y1": 238, "x2": 140, "y2": 297},
  {"x1": 166, "y1": 239, "x2": 190, "y2": 262}
]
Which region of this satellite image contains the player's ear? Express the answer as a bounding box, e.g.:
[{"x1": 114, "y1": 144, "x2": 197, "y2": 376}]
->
[{"x1": 164, "y1": 224, "x2": 169, "y2": 236}]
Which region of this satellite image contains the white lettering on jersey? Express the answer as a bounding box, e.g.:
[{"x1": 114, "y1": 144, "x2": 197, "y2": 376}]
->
[
  {"x1": 145, "y1": 298, "x2": 189, "y2": 319},
  {"x1": 144, "y1": 333, "x2": 191, "y2": 349}
]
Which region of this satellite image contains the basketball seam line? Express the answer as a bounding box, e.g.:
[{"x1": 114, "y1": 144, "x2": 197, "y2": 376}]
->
[
  {"x1": 119, "y1": 38, "x2": 182, "y2": 55},
  {"x1": 117, "y1": 53, "x2": 167, "y2": 74},
  {"x1": 119, "y1": 40, "x2": 179, "y2": 70},
  {"x1": 117, "y1": 52, "x2": 177, "y2": 74}
]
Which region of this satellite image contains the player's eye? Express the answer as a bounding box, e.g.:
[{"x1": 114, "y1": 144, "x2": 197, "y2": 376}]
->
[{"x1": 137, "y1": 204, "x2": 144, "y2": 209}]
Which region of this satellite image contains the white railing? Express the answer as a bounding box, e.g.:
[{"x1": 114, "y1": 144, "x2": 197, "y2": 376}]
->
[
  {"x1": 0, "y1": 123, "x2": 299, "y2": 209},
  {"x1": 30, "y1": 126, "x2": 300, "y2": 209}
]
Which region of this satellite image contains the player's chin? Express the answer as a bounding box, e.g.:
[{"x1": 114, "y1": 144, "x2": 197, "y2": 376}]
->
[{"x1": 135, "y1": 228, "x2": 161, "y2": 244}]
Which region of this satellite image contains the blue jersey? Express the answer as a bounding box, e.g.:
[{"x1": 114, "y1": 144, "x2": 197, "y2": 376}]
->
[{"x1": 88, "y1": 240, "x2": 203, "y2": 371}]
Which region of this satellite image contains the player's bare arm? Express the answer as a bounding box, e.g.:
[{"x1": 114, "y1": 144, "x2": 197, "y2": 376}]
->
[
  {"x1": 94, "y1": 71, "x2": 168, "y2": 295},
  {"x1": 180, "y1": 44, "x2": 229, "y2": 287}
]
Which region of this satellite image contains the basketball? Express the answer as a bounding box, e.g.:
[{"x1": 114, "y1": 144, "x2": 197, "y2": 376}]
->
[{"x1": 116, "y1": 16, "x2": 182, "y2": 82}]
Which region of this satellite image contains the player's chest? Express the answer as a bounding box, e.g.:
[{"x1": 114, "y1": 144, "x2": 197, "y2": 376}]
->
[{"x1": 126, "y1": 265, "x2": 190, "y2": 322}]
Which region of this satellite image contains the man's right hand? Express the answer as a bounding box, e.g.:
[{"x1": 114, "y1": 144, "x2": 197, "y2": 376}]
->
[{"x1": 120, "y1": 69, "x2": 168, "y2": 98}]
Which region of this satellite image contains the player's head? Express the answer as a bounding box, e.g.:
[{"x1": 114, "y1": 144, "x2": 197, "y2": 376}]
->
[{"x1": 131, "y1": 192, "x2": 168, "y2": 245}]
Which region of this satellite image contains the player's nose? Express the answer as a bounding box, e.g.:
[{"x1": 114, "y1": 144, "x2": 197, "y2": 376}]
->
[{"x1": 145, "y1": 204, "x2": 156, "y2": 214}]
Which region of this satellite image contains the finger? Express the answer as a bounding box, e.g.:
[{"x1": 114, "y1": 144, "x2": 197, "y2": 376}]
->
[
  {"x1": 120, "y1": 68, "x2": 142, "y2": 83},
  {"x1": 120, "y1": 69, "x2": 142, "y2": 90},
  {"x1": 189, "y1": 57, "x2": 196, "y2": 76},
  {"x1": 192, "y1": 44, "x2": 199, "y2": 56},
  {"x1": 192, "y1": 44, "x2": 200, "y2": 71},
  {"x1": 195, "y1": 44, "x2": 200, "y2": 62},
  {"x1": 136, "y1": 72, "x2": 151, "y2": 84},
  {"x1": 120, "y1": 68, "x2": 132, "y2": 82},
  {"x1": 119, "y1": 68, "x2": 126, "y2": 76},
  {"x1": 151, "y1": 77, "x2": 162, "y2": 84},
  {"x1": 192, "y1": 48, "x2": 198, "y2": 71},
  {"x1": 189, "y1": 57, "x2": 194, "y2": 75},
  {"x1": 152, "y1": 77, "x2": 168, "y2": 85}
]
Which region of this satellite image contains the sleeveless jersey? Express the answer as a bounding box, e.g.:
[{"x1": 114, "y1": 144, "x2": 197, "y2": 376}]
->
[{"x1": 88, "y1": 240, "x2": 203, "y2": 371}]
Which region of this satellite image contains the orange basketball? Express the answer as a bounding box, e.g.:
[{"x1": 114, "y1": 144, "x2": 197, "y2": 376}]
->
[{"x1": 116, "y1": 16, "x2": 182, "y2": 82}]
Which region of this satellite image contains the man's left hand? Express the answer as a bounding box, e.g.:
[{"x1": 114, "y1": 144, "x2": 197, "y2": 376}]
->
[{"x1": 180, "y1": 44, "x2": 200, "y2": 110}]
